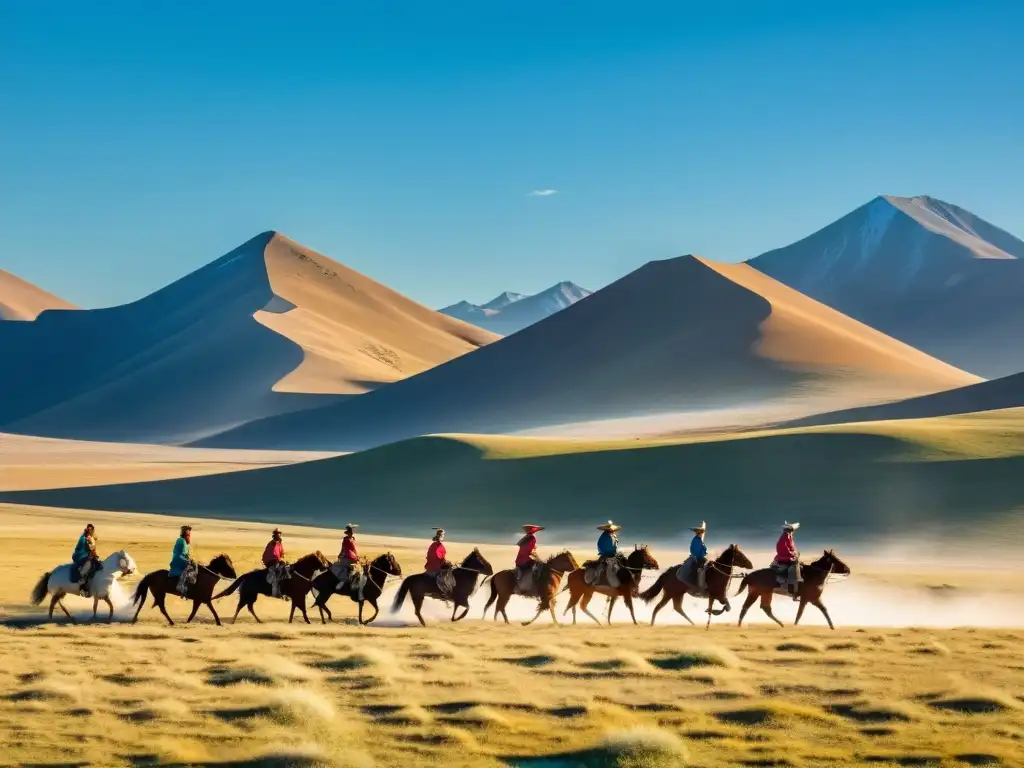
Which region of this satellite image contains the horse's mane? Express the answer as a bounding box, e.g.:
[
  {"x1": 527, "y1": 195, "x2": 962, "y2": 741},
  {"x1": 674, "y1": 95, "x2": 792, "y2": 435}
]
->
[{"x1": 546, "y1": 549, "x2": 572, "y2": 563}]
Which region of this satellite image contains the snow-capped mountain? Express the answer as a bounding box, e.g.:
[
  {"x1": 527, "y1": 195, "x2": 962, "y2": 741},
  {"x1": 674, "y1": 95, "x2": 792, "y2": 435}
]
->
[
  {"x1": 750, "y1": 195, "x2": 1024, "y2": 377},
  {"x1": 441, "y1": 281, "x2": 591, "y2": 335}
]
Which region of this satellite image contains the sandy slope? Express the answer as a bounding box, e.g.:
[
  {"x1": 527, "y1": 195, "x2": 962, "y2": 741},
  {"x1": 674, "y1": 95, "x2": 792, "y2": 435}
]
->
[
  {"x1": 0, "y1": 267, "x2": 76, "y2": 320},
  {"x1": 752, "y1": 194, "x2": 1024, "y2": 378},
  {"x1": 201, "y1": 255, "x2": 977, "y2": 451},
  {"x1": 10, "y1": 409, "x2": 1024, "y2": 542},
  {"x1": 0, "y1": 431, "x2": 332, "y2": 491},
  {"x1": 0, "y1": 233, "x2": 495, "y2": 444}
]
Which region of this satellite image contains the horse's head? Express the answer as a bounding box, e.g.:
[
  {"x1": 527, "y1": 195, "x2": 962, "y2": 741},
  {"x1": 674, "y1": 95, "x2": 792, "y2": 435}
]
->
[
  {"x1": 815, "y1": 549, "x2": 851, "y2": 575},
  {"x1": 208, "y1": 554, "x2": 237, "y2": 579},
  {"x1": 628, "y1": 543, "x2": 659, "y2": 570},
  {"x1": 108, "y1": 550, "x2": 136, "y2": 576},
  {"x1": 722, "y1": 544, "x2": 754, "y2": 570},
  {"x1": 461, "y1": 547, "x2": 493, "y2": 576},
  {"x1": 373, "y1": 552, "x2": 402, "y2": 576},
  {"x1": 547, "y1": 550, "x2": 579, "y2": 573},
  {"x1": 294, "y1": 551, "x2": 330, "y2": 576}
]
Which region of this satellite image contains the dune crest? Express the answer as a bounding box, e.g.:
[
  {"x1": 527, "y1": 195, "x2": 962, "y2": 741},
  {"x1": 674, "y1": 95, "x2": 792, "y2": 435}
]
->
[{"x1": 0, "y1": 267, "x2": 77, "y2": 321}]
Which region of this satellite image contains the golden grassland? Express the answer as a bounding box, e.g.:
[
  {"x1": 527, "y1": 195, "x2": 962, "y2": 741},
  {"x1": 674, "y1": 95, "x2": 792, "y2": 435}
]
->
[{"x1": 1, "y1": 505, "x2": 1023, "y2": 768}]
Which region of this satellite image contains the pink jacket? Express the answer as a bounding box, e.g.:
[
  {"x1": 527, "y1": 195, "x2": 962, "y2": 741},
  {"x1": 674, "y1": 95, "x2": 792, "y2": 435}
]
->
[{"x1": 775, "y1": 532, "x2": 797, "y2": 564}]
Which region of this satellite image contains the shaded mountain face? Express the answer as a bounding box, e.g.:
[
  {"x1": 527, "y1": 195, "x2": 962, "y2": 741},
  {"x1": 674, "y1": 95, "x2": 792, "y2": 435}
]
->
[
  {"x1": 0, "y1": 233, "x2": 496, "y2": 444},
  {"x1": 0, "y1": 268, "x2": 77, "y2": 320},
  {"x1": 199, "y1": 255, "x2": 974, "y2": 452},
  {"x1": 751, "y1": 195, "x2": 1024, "y2": 378},
  {"x1": 441, "y1": 281, "x2": 591, "y2": 335}
]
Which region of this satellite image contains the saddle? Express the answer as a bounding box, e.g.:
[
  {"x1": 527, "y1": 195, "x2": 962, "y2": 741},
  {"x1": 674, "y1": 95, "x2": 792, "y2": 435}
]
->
[
  {"x1": 675, "y1": 556, "x2": 709, "y2": 597},
  {"x1": 71, "y1": 557, "x2": 102, "y2": 584},
  {"x1": 516, "y1": 561, "x2": 544, "y2": 596},
  {"x1": 434, "y1": 567, "x2": 456, "y2": 598},
  {"x1": 771, "y1": 560, "x2": 802, "y2": 598},
  {"x1": 176, "y1": 561, "x2": 198, "y2": 598},
  {"x1": 266, "y1": 563, "x2": 292, "y2": 598},
  {"x1": 583, "y1": 556, "x2": 624, "y2": 589}
]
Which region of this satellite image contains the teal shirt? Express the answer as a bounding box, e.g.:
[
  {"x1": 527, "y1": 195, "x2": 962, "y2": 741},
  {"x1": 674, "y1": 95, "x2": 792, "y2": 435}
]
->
[{"x1": 169, "y1": 537, "x2": 191, "y2": 576}]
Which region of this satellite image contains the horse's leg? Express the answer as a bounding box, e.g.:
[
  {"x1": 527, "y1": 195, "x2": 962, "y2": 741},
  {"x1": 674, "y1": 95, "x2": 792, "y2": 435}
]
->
[
  {"x1": 362, "y1": 600, "x2": 379, "y2": 625},
  {"x1": 319, "y1": 603, "x2": 328, "y2": 624},
  {"x1": 579, "y1": 592, "x2": 602, "y2": 626},
  {"x1": 247, "y1": 599, "x2": 262, "y2": 623},
  {"x1": 156, "y1": 595, "x2": 174, "y2": 626},
  {"x1": 186, "y1": 600, "x2": 202, "y2": 623},
  {"x1": 737, "y1": 592, "x2": 758, "y2": 627},
  {"x1": 298, "y1": 594, "x2": 312, "y2": 624},
  {"x1": 760, "y1": 595, "x2": 784, "y2": 627},
  {"x1": 811, "y1": 598, "x2": 835, "y2": 630},
  {"x1": 289, "y1": 602, "x2": 297, "y2": 623},
  {"x1": 651, "y1": 592, "x2": 671, "y2": 625},
  {"x1": 706, "y1": 597, "x2": 714, "y2": 630},
  {"x1": 522, "y1": 603, "x2": 545, "y2": 626},
  {"x1": 794, "y1": 599, "x2": 808, "y2": 626},
  {"x1": 206, "y1": 601, "x2": 222, "y2": 626},
  {"x1": 496, "y1": 594, "x2": 510, "y2": 624},
  {"x1": 453, "y1": 604, "x2": 470, "y2": 622},
  {"x1": 623, "y1": 593, "x2": 637, "y2": 625},
  {"x1": 92, "y1": 596, "x2": 99, "y2": 621},
  {"x1": 232, "y1": 597, "x2": 244, "y2": 623},
  {"x1": 413, "y1": 593, "x2": 426, "y2": 627},
  {"x1": 606, "y1": 595, "x2": 618, "y2": 625},
  {"x1": 672, "y1": 594, "x2": 695, "y2": 626},
  {"x1": 105, "y1": 597, "x2": 114, "y2": 622},
  {"x1": 56, "y1": 597, "x2": 74, "y2": 622}
]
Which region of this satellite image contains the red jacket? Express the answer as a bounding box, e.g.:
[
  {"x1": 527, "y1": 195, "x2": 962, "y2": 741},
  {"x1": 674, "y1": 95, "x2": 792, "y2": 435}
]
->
[
  {"x1": 263, "y1": 540, "x2": 284, "y2": 567},
  {"x1": 425, "y1": 541, "x2": 446, "y2": 571},
  {"x1": 775, "y1": 532, "x2": 797, "y2": 564},
  {"x1": 515, "y1": 534, "x2": 537, "y2": 566},
  {"x1": 340, "y1": 535, "x2": 358, "y2": 562}
]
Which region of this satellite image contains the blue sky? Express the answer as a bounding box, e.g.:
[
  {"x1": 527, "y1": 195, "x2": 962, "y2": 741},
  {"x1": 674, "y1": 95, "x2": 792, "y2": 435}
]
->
[{"x1": 2, "y1": 1, "x2": 1022, "y2": 309}]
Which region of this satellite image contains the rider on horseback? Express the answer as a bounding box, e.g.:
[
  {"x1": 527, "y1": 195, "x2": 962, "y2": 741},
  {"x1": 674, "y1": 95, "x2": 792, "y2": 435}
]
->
[
  {"x1": 425, "y1": 528, "x2": 455, "y2": 599},
  {"x1": 515, "y1": 524, "x2": 544, "y2": 594},
  {"x1": 687, "y1": 521, "x2": 709, "y2": 592},
  {"x1": 773, "y1": 521, "x2": 801, "y2": 600},
  {"x1": 587, "y1": 521, "x2": 622, "y2": 588},
  {"x1": 72, "y1": 524, "x2": 99, "y2": 597},
  {"x1": 263, "y1": 528, "x2": 289, "y2": 598},
  {"x1": 169, "y1": 525, "x2": 197, "y2": 597},
  {"x1": 333, "y1": 524, "x2": 360, "y2": 592}
]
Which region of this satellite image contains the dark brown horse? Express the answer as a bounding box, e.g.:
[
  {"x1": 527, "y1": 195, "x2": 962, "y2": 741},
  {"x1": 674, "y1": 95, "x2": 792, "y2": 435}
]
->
[
  {"x1": 131, "y1": 554, "x2": 237, "y2": 626},
  {"x1": 391, "y1": 549, "x2": 493, "y2": 627},
  {"x1": 310, "y1": 552, "x2": 402, "y2": 625},
  {"x1": 640, "y1": 544, "x2": 753, "y2": 628},
  {"x1": 213, "y1": 551, "x2": 331, "y2": 624},
  {"x1": 482, "y1": 550, "x2": 580, "y2": 626},
  {"x1": 562, "y1": 545, "x2": 660, "y2": 625},
  {"x1": 736, "y1": 549, "x2": 851, "y2": 630}
]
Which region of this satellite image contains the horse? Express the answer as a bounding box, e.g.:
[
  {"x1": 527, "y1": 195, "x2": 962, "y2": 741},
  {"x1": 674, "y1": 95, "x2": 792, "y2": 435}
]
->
[
  {"x1": 310, "y1": 552, "x2": 402, "y2": 625},
  {"x1": 391, "y1": 549, "x2": 493, "y2": 627},
  {"x1": 482, "y1": 550, "x2": 580, "y2": 626},
  {"x1": 640, "y1": 544, "x2": 754, "y2": 628},
  {"x1": 130, "y1": 554, "x2": 237, "y2": 626},
  {"x1": 561, "y1": 545, "x2": 660, "y2": 626},
  {"x1": 212, "y1": 551, "x2": 331, "y2": 624},
  {"x1": 736, "y1": 549, "x2": 851, "y2": 630},
  {"x1": 30, "y1": 550, "x2": 138, "y2": 622}
]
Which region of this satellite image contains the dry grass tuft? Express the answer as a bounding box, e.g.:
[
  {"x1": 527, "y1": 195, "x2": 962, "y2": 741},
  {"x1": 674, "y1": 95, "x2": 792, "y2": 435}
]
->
[
  {"x1": 648, "y1": 646, "x2": 740, "y2": 671},
  {"x1": 775, "y1": 640, "x2": 824, "y2": 653},
  {"x1": 714, "y1": 700, "x2": 835, "y2": 726},
  {"x1": 598, "y1": 727, "x2": 690, "y2": 767}
]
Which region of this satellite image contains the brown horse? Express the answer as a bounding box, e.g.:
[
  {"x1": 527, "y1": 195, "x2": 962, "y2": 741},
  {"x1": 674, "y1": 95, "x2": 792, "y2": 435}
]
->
[
  {"x1": 482, "y1": 550, "x2": 580, "y2": 626},
  {"x1": 310, "y1": 552, "x2": 402, "y2": 625},
  {"x1": 736, "y1": 549, "x2": 851, "y2": 630},
  {"x1": 391, "y1": 549, "x2": 493, "y2": 627},
  {"x1": 562, "y1": 545, "x2": 660, "y2": 625},
  {"x1": 640, "y1": 544, "x2": 753, "y2": 628},
  {"x1": 131, "y1": 554, "x2": 237, "y2": 626},
  {"x1": 213, "y1": 551, "x2": 331, "y2": 624}
]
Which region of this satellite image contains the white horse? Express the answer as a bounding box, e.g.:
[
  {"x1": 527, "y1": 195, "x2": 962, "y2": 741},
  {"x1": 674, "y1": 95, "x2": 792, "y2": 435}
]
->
[{"x1": 30, "y1": 551, "x2": 138, "y2": 622}]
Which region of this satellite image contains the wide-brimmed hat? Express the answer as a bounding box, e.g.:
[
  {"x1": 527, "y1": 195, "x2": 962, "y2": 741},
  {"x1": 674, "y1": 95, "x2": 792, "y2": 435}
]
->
[
  {"x1": 180, "y1": 524, "x2": 192, "y2": 534},
  {"x1": 432, "y1": 527, "x2": 445, "y2": 536},
  {"x1": 597, "y1": 521, "x2": 621, "y2": 532},
  {"x1": 522, "y1": 524, "x2": 545, "y2": 533},
  {"x1": 272, "y1": 527, "x2": 283, "y2": 536},
  {"x1": 782, "y1": 521, "x2": 800, "y2": 531},
  {"x1": 690, "y1": 521, "x2": 707, "y2": 533},
  {"x1": 344, "y1": 523, "x2": 358, "y2": 531}
]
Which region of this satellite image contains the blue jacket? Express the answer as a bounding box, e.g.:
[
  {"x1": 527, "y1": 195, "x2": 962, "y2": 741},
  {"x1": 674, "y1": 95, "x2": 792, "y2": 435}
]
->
[
  {"x1": 72, "y1": 534, "x2": 93, "y2": 565},
  {"x1": 689, "y1": 535, "x2": 707, "y2": 559},
  {"x1": 597, "y1": 530, "x2": 617, "y2": 558},
  {"x1": 168, "y1": 537, "x2": 191, "y2": 577}
]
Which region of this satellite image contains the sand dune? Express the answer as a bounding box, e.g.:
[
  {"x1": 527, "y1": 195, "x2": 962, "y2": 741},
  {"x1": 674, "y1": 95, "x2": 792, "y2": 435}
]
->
[
  {"x1": 0, "y1": 233, "x2": 496, "y2": 444},
  {"x1": 783, "y1": 371, "x2": 1024, "y2": 429},
  {"x1": 0, "y1": 431, "x2": 332, "y2": 491},
  {"x1": 0, "y1": 267, "x2": 76, "y2": 320},
  {"x1": 752, "y1": 194, "x2": 1024, "y2": 377},
  {"x1": 11, "y1": 408, "x2": 1023, "y2": 542},
  {"x1": 200, "y1": 255, "x2": 977, "y2": 451}
]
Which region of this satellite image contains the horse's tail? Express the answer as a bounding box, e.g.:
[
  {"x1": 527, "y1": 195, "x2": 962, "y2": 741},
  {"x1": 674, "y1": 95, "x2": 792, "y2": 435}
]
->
[
  {"x1": 212, "y1": 575, "x2": 244, "y2": 601},
  {"x1": 132, "y1": 572, "x2": 156, "y2": 608},
  {"x1": 391, "y1": 576, "x2": 412, "y2": 614},
  {"x1": 735, "y1": 573, "x2": 751, "y2": 597},
  {"x1": 482, "y1": 576, "x2": 498, "y2": 618},
  {"x1": 30, "y1": 572, "x2": 51, "y2": 606},
  {"x1": 639, "y1": 571, "x2": 669, "y2": 604}
]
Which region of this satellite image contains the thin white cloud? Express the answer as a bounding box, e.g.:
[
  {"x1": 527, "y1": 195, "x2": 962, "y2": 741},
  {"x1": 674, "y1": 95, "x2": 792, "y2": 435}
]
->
[{"x1": 528, "y1": 189, "x2": 559, "y2": 197}]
